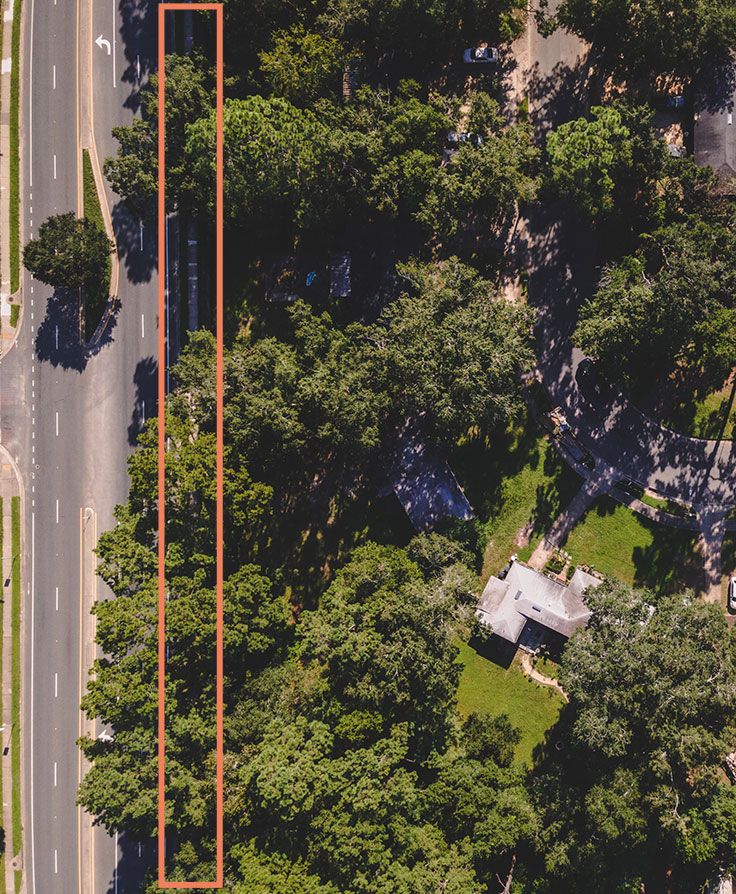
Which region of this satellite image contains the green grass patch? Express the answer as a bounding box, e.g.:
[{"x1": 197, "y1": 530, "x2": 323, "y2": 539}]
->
[
  {"x1": 10, "y1": 497, "x2": 20, "y2": 893},
  {"x1": 561, "y1": 496, "x2": 703, "y2": 594},
  {"x1": 455, "y1": 640, "x2": 564, "y2": 767},
  {"x1": 9, "y1": 0, "x2": 22, "y2": 294},
  {"x1": 0, "y1": 498, "x2": 4, "y2": 894},
  {"x1": 8, "y1": 305, "x2": 18, "y2": 328},
  {"x1": 451, "y1": 411, "x2": 582, "y2": 580},
  {"x1": 659, "y1": 372, "x2": 736, "y2": 440},
  {"x1": 82, "y1": 149, "x2": 111, "y2": 342}
]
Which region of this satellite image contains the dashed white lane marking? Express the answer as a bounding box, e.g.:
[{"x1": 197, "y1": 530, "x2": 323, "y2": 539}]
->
[
  {"x1": 53, "y1": 154, "x2": 56, "y2": 179},
  {"x1": 54, "y1": 849, "x2": 57, "y2": 874},
  {"x1": 54, "y1": 761, "x2": 57, "y2": 786},
  {"x1": 141, "y1": 313, "x2": 144, "y2": 338},
  {"x1": 52, "y1": 64, "x2": 56, "y2": 89},
  {"x1": 55, "y1": 411, "x2": 58, "y2": 436},
  {"x1": 55, "y1": 588, "x2": 58, "y2": 611},
  {"x1": 55, "y1": 499, "x2": 59, "y2": 524}
]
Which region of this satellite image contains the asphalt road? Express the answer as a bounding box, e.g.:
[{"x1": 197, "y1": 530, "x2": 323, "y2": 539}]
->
[{"x1": 0, "y1": 0, "x2": 159, "y2": 890}]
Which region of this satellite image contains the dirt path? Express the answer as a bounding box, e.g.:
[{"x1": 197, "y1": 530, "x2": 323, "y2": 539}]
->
[{"x1": 520, "y1": 652, "x2": 568, "y2": 701}]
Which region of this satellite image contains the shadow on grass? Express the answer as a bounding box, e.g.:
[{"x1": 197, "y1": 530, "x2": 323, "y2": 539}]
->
[
  {"x1": 632, "y1": 527, "x2": 704, "y2": 596},
  {"x1": 467, "y1": 633, "x2": 517, "y2": 670}
]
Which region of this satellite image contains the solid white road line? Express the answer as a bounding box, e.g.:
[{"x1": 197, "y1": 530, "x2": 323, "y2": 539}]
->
[
  {"x1": 30, "y1": 510, "x2": 36, "y2": 894},
  {"x1": 29, "y1": 0, "x2": 34, "y2": 188},
  {"x1": 112, "y1": 0, "x2": 116, "y2": 87}
]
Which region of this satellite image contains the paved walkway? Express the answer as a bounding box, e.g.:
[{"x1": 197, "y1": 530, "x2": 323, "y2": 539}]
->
[
  {"x1": 529, "y1": 464, "x2": 617, "y2": 569},
  {"x1": 520, "y1": 652, "x2": 568, "y2": 701}
]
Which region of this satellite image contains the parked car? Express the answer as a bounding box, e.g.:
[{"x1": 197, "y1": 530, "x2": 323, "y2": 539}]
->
[
  {"x1": 463, "y1": 46, "x2": 498, "y2": 64},
  {"x1": 576, "y1": 358, "x2": 611, "y2": 402},
  {"x1": 729, "y1": 577, "x2": 736, "y2": 612},
  {"x1": 666, "y1": 143, "x2": 687, "y2": 158},
  {"x1": 653, "y1": 93, "x2": 684, "y2": 110},
  {"x1": 447, "y1": 131, "x2": 483, "y2": 147}
]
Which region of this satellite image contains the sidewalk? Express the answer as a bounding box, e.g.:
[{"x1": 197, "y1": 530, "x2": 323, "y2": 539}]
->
[
  {"x1": 0, "y1": 0, "x2": 21, "y2": 357},
  {"x1": 0, "y1": 446, "x2": 21, "y2": 893}
]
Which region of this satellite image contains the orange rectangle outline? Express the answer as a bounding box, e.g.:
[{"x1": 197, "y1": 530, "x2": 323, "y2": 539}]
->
[{"x1": 158, "y1": 4, "x2": 224, "y2": 888}]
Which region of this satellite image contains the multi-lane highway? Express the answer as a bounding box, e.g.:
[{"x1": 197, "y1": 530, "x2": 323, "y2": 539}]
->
[{"x1": 0, "y1": 0, "x2": 158, "y2": 889}]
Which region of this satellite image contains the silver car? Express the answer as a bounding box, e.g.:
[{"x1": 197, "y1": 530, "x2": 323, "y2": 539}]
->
[
  {"x1": 729, "y1": 577, "x2": 736, "y2": 612},
  {"x1": 463, "y1": 46, "x2": 498, "y2": 63}
]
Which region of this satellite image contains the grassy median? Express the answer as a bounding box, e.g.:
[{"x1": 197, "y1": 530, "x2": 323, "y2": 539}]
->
[
  {"x1": 82, "y1": 149, "x2": 111, "y2": 341},
  {"x1": 11, "y1": 497, "x2": 20, "y2": 894},
  {"x1": 9, "y1": 0, "x2": 22, "y2": 296}
]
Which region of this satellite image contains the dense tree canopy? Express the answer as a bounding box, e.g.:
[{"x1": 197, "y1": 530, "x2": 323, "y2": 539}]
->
[
  {"x1": 549, "y1": 0, "x2": 736, "y2": 78},
  {"x1": 573, "y1": 215, "x2": 736, "y2": 389},
  {"x1": 23, "y1": 212, "x2": 114, "y2": 292},
  {"x1": 533, "y1": 580, "x2": 736, "y2": 893}
]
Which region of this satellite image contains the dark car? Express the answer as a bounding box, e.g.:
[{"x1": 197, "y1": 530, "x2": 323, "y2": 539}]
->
[
  {"x1": 653, "y1": 93, "x2": 684, "y2": 110},
  {"x1": 463, "y1": 46, "x2": 499, "y2": 64},
  {"x1": 576, "y1": 358, "x2": 611, "y2": 402}
]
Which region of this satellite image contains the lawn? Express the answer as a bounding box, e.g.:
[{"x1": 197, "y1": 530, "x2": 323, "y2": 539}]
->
[
  {"x1": 455, "y1": 639, "x2": 564, "y2": 767},
  {"x1": 451, "y1": 410, "x2": 583, "y2": 582},
  {"x1": 82, "y1": 149, "x2": 112, "y2": 342},
  {"x1": 561, "y1": 496, "x2": 704, "y2": 594}
]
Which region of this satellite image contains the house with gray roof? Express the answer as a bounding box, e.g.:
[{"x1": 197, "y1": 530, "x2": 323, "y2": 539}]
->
[
  {"x1": 476, "y1": 561, "x2": 600, "y2": 652},
  {"x1": 694, "y1": 70, "x2": 736, "y2": 192}
]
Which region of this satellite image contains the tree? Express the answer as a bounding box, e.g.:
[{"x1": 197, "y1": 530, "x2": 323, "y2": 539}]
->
[
  {"x1": 184, "y1": 95, "x2": 335, "y2": 232},
  {"x1": 103, "y1": 54, "x2": 214, "y2": 219},
  {"x1": 533, "y1": 580, "x2": 736, "y2": 892},
  {"x1": 546, "y1": 106, "x2": 637, "y2": 221},
  {"x1": 23, "y1": 212, "x2": 113, "y2": 291},
  {"x1": 573, "y1": 216, "x2": 736, "y2": 390},
  {"x1": 370, "y1": 258, "x2": 536, "y2": 441},
  {"x1": 260, "y1": 25, "x2": 345, "y2": 104},
  {"x1": 551, "y1": 0, "x2": 736, "y2": 79}
]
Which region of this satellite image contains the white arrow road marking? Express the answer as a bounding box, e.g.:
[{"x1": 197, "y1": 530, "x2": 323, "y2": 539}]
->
[{"x1": 95, "y1": 33, "x2": 111, "y2": 54}]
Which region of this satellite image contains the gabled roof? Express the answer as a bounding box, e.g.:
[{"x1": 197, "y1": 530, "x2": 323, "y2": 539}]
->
[{"x1": 476, "y1": 562, "x2": 598, "y2": 644}]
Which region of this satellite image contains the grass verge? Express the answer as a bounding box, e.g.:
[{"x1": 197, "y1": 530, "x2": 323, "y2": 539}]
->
[
  {"x1": 82, "y1": 149, "x2": 111, "y2": 342},
  {"x1": 0, "y1": 497, "x2": 4, "y2": 894},
  {"x1": 455, "y1": 640, "x2": 564, "y2": 767},
  {"x1": 10, "y1": 497, "x2": 20, "y2": 893},
  {"x1": 452, "y1": 412, "x2": 582, "y2": 581},
  {"x1": 9, "y1": 0, "x2": 22, "y2": 294},
  {"x1": 561, "y1": 496, "x2": 704, "y2": 595}
]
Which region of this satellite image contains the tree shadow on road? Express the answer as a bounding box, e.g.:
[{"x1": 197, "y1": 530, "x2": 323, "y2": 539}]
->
[
  {"x1": 112, "y1": 201, "x2": 157, "y2": 285},
  {"x1": 127, "y1": 355, "x2": 157, "y2": 446},
  {"x1": 34, "y1": 288, "x2": 119, "y2": 371}
]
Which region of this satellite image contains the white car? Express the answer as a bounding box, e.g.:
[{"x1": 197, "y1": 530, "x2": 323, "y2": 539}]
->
[
  {"x1": 463, "y1": 46, "x2": 499, "y2": 64},
  {"x1": 729, "y1": 577, "x2": 736, "y2": 612}
]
